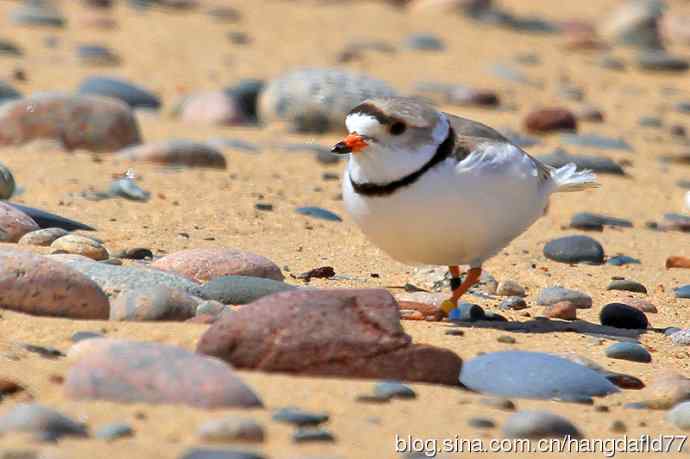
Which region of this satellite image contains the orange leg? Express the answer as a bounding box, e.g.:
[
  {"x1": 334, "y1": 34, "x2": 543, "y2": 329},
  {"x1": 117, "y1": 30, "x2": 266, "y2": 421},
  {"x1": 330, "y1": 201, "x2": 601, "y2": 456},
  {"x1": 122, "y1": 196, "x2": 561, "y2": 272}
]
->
[{"x1": 440, "y1": 266, "x2": 483, "y2": 315}]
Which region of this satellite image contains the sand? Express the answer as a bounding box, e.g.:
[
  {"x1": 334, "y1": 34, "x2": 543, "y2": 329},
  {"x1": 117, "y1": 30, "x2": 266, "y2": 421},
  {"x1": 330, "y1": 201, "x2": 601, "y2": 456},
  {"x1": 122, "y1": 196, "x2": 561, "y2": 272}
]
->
[{"x1": 0, "y1": 0, "x2": 689, "y2": 457}]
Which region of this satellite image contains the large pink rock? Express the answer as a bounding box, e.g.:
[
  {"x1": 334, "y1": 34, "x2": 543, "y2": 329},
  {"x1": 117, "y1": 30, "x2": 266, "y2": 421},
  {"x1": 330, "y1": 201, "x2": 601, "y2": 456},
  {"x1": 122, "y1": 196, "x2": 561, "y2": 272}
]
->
[
  {"x1": 65, "y1": 339, "x2": 262, "y2": 409},
  {"x1": 116, "y1": 140, "x2": 226, "y2": 169},
  {"x1": 0, "y1": 94, "x2": 141, "y2": 152},
  {"x1": 0, "y1": 203, "x2": 39, "y2": 242},
  {"x1": 152, "y1": 248, "x2": 283, "y2": 282},
  {"x1": 197, "y1": 289, "x2": 462, "y2": 385},
  {"x1": 0, "y1": 249, "x2": 109, "y2": 319}
]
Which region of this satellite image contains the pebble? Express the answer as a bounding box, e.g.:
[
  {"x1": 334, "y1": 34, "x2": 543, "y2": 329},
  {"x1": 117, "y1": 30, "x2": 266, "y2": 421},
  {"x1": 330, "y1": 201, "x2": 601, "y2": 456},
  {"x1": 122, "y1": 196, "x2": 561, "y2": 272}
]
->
[
  {"x1": 0, "y1": 94, "x2": 140, "y2": 152},
  {"x1": 610, "y1": 420, "x2": 626, "y2": 432},
  {"x1": 641, "y1": 373, "x2": 690, "y2": 409},
  {"x1": 498, "y1": 296, "x2": 527, "y2": 310},
  {"x1": 66, "y1": 339, "x2": 262, "y2": 408},
  {"x1": 6, "y1": 203, "x2": 95, "y2": 231},
  {"x1": 116, "y1": 140, "x2": 226, "y2": 169},
  {"x1": 537, "y1": 287, "x2": 592, "y2": 308},
  {"x1": 448, "y1": 302, "x2": 485, "y2": 322},
  {"x1": 178, "y1": 449, "x2": 265, "y2": 459},
  {"x1": 109, "y1": 178, "x2": 150, "y2": 202},
  {"x1": 71, "y1": 331, "x2": 104, "y2": 342},
  {"x1": 667, "y1": 401, "x2": 690, "y2": 430},
  {"x1": 152, "y1": 248, "x2": 283, "y2": 282},
  {"x1": 95, "y1": 423, "x2": 134, "y2": 441},
  {"x1": 258, "y1": 68, "x2": 397, "y2": 133},
  {"x1": 670, "y1": 329, "x2": 690, "y2": 345},
  {"x1": 497, "y1": 335, "x2": 516, "y2": 344},
  {"x1": 272, "y1": 407, "x2": 329, "y2": 427},
  {"x1": 536, "y1": 149, "x2": 624, "y2": 175},
  {"x1": 373, "y1": 381, "x2": 416, "y2": 400},
  {"x1": 478, "y1": 397, "x2": 515, "y2": 411},
  {"x1": 0, "y1": 162, "x2": 16, "y2": 199},
  {"x1": 502, "y1": 411, "x2": 581, "y2": 439},
  {"x1": 61, "y1": 259, "x2": 203, "y2": 298},
  {"x1": 543, "y1": 235, "x2": 604, "y2": 264},
  {"x1": 599, "y1": 303, "x2": 649, "y2": 329},
  {"x1": 0, "y1": 81, "x2": 22, "y2": 105},
  {"x1": 560, "y1": 133, "x2": 631, "y2": 151},
  {"x1": 206, "y1": 138, "x2": 260, "y2": 154},
  {"x1": 599, "y1": 0, "x2": 663, "y2": 48},
  {"x1": 468, "y1": 417, "x2": 495, "y2": 429},
  {"x1": 570, "y1": 213, "x2": 632, "y2": 231},
  {"x1": 177, "y1": 91, "x2": 247, "y2": 126},
  {"x1": 197, "y1": 289, "x2": 462, "y2": 385},
  {"x1": 607, "y1": 255, "x2": 640, "y2": 266},
  {"x1": 605, "y1": 342, "x2": 651, "y2": 363},
  {"x1": 293, "y1": 428, "x2": 335, "y2": 443},
  {"x1": 77, "y1": 44, "x2": 120, "y2": 66},
  {"x1": 109, "y1": 285, "x2": 199, "y2": 321},
  {"x1": 0, "y1": 403, "x2": 87, "y2": 441},
  {"x1": 0, "y1": 40, "x2": 22, "y2": 57},
  {"x1": 607, "y1": 279, "x2": 647, "y2": 294},
  {"x1": 198, "y1": 417, "x2": 264, "y2": 443},
  {"x1": 18, "y1": 228, "x2": 68, "y2": 246},
  {"x1": 543, "y1": 301, "x2": 577, "y2": 320},
  {"x1": 295, "y1": 206, "x2": 342, "y2": 222},
  {"x1": 575, "y1": 105, "x2": 605, "y2": 123},
  {"x1": 10, "y1": 3, "x2": 66, "y2": 28},
  {"x1": 0, "y1": 249, "x2": 109, "y2": 319},
  {"x1": 637, "y1": 51, "x2": 688, "y2": 72},
  {"x1": 496, "y1": 280, "x2": 525, "y2": 297},
  {"x1": 78, "y1": 76, "x2": 160, "y2": 109},
  {"x1": 51, "y1": 234, "x2": 108, "y2": 261},
  {"x1": 459, "y1": 351, "x2": 618, "y2": 399},
  {"x1": 524, "y1": 108, "x2": 577, "y2": 133},
  {"x1": 403, "y1": 33, "x2": 445, "y2": 51},
  {"x1": 675, "y1": 285, "x2": 690, "y2": 299},
  {"x1": 625, "y1": 298, "x2": 657, "y2": 313},
  {"x1": 658, "y1": 213, "x2": 690, "y2": 232},
  {"x1": 0, "y1": 202, "x2": 39, "y2": 242},
  {"x1": 200, "y1": 276, "x2": 296, "y2": 305},
  {"x1": 639, "y1": 115, "x2": 662, "y2": 128}
]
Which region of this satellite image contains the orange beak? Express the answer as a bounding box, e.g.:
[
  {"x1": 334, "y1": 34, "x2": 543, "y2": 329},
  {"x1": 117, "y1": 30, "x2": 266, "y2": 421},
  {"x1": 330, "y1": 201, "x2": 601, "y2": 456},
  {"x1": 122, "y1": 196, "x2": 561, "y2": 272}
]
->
[{"x1": 331, "y1": 133, "x2": 369, "y2": 154}]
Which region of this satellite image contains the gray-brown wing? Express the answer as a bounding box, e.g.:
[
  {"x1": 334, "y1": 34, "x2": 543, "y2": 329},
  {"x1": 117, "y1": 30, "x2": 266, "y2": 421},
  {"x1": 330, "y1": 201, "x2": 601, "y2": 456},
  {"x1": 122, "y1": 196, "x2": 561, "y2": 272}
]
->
[{"x1": 444, "y1": 112, "x2": 553, "y2": 185}]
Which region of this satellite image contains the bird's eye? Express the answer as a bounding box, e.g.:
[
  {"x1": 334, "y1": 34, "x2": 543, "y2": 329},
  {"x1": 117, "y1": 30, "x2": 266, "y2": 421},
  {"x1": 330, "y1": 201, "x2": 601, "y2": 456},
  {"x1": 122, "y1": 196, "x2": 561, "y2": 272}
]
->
[{"x1": 389, "y1": 121, "x2": 406, "y2": 136}]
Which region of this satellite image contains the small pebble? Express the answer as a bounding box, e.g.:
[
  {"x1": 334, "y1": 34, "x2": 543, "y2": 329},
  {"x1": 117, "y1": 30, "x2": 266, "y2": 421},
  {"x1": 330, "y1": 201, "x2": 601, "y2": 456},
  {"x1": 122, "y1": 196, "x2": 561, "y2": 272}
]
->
[
  {"x1": 600, "y1": 303, "x2": 649, "y2": 329},
  {"x1": 607, "y1": 255, "x2": 640, "y2": 266},
  {"x1": 478, "y1": 397, "x2": 515, "y2": 411},
  {"x1": 497, "y1": 335, "x2": 516, "y2": 344},
  {"x1": 543, "y1": 235, "x2": 604, "y2": 264},
  {"x1": 197, "y1": 417, "x2": 264, "y2": 443},
  {"x1": 605, "y1": 342, "x2": 651, "y2": 363},
  {"x1": 95, "y1": 423, "x2": 133, "y2": 441},
  {"x1": 607, "y1": 279, "x2": 647, "y2": 294},
  {"x1": 537, "y1": 287, "x2": 592, "y2": 308},
  {"x1": 295, "y1": 206, "x2": 342, "y2": 222},
  {"x1": 609, "y1": 420, "x2": 627, "y2": 433},
  {"x1": 543, "y1": 301, "x2": 577, "y2": 320},
  {"x1": 51, "y1": 234, "x2": 108, "y2": 261},
  {"x1": 292, "y1": 428, "x2": 335, "y2": 443},
  {"x1": 468, "y1": 417, "x2": 495, "y2": 429},
  {"x1": 496, "y1": 280, "x2": 525, "y2": 297},
  {"x1": 498, "y1": 296, "x2": 527, "y2": 310},
  {"x1": 502, "y1": 411, "x2": 582, "y2": 439},
  {"x1": 272, "y1": 407, "x2": 328, "y2": 427},
  {"x1": 403, "y1": 33, "x2": 445, "y2": 51},
  {"x1": 667, "y1": 401, "x2": 690, "y2": 430},
  {"x1": 373, "y1": 381, "x2": 416, "y2": 400}
]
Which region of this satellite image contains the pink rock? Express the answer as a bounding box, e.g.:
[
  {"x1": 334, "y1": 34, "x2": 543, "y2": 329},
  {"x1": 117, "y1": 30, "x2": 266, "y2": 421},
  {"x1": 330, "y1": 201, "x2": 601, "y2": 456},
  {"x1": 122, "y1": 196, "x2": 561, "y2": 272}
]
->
[
  {"x1": 152, "y1": 248, "x2": 283, "y2": 282},
  {"x1": 0, "y1": 249, "x2": 109, "y2": 319},
  {"x1": 525, "y1": 108, "x2": 577, "y2": 133},
  {"x1": 626, "y1": 299, "x2": 657, "y2": 314},
  {"x1": 65, "y1": 339, "x2": 261, "y2": 409},
  {"x1": 0, "y1": 202, "x2": 39, "y2": 243},
  {"x1": 543, "y1": 301, "x2": 577, "y2": 320},
  {"x1": 0, "y1": 94, "x2": 141, "y2": 153},
  {"x1": 116, "y1": 140, "x2": 226, "y2": 169},
  {"x1": 197, "y1": 289, "x2": 462, "y2": 385},
  {"x1": 179, "y1": 91, "x2": 247, "y2": 126}
]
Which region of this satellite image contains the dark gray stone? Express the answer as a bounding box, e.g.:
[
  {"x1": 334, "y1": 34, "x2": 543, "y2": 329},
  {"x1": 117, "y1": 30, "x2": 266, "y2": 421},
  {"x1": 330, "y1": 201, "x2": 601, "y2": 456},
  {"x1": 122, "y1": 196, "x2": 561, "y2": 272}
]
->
[
  {"x1": 459, "y1": 351, "x2": 618, "y2": 400},
  {"x1": 560, "y1": 133, "x2": 631, "y2": 151},
  {"x1": 78, "y1": 76, "x2": 160, "y2": 109},
  {"x1": 607, "y1": 255, "x2": 640, "y2": 266},
  {"x1": 0, "y1": 81, "x2": 21, "y2": 105},
  {"x1": 10, "y1": 3, "x2": 65, "y2": 27},
  {"x1": 272, "y1": 407, "x2": 328, "y2": 427},
  {"x1": 502, "y1": 411, "x2": 582, "y2": 439},
  {"x1": 0, "y1": 403, "x2": 88, "y2": 441},
  {"x1": 535, "y1": 149, "x2": 624, "y2": 175},
  {"x1": 5, "y1": 203, "x2": 94, "y2": 231},
  {"x1": 570, "y1": 213, "x2": 633, "y2": 231},
  {"x1": 178, "y1": 449, "x2": 265, "y2": 459},
  {"x1": 468, "y1": 417, "x2": 495, "y2": 429},
  {"x1": 605, "y1": 342, "x2": 651, "y2": 363},
  {"x1": 295, "y1": 207, "x2": 342, "y2": 222},
  {"x1": 374, "y1": 381, "x2": 416, "y2": 400},
  {"x1": 71, "y1": 331, "x2": 104, "y2": 342},
  {"x1": 199, "y1": 276, "x2": 296, "y2": 305},
  {"x1": 599, "y1": 303, "x2": 648, "y2": 329},
  {"x1": 638, "y1": 52, "x2": 688, "y2": 72},
  {"x1": 607, "y1": 279, "x2": 647, "y2": 294},
  {"x1": 403, "y1": 34, "x2": 445, "y2": 51},
  {"x1": 543, "y1": 235, "x2": 604, "y2": 264},
  {"x1": 536, "y1": 287, "x2": 591, "y2": 308},
  {"x1": 293, "y1": 428, "x2": 335, "y2": 443},
  {"x1": 77, "y1": 45, "x2": 120, "y2": 66}
]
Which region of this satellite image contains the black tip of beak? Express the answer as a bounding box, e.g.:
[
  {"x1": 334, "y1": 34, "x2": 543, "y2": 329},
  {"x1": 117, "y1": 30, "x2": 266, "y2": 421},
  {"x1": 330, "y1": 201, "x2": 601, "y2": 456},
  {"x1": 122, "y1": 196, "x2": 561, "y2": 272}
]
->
[{"x1": 331, "y1": 141, "x2": 351, "y2": 155}]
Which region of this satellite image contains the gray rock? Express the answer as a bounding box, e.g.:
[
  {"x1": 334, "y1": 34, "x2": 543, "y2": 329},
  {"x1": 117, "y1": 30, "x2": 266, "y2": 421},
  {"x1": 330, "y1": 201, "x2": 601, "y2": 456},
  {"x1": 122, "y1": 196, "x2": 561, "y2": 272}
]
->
[
  {"x1": 468, "y1": 417, "x2": 495, "y2": 429},
  {"x1": 77, "y1": 44, "x2": 120, "y2": 66},
  {"x1": 178, "y1": 449, "x2": 265, "y2": 459},
  {"x1": 638, "y1": 51, "x2": 688, "y2": 72},
  {"x1": 570, "y1": 213, "x2": 633, "y2": 231},
  {"x1": 502, "y1": 411, "x2": 582, "y2": 439},
  {"x1": 0, "y1": 161, "x2": 16, "y2": 199},
  {"x1": 600, "y1": 0, "x2": 664, "y2": 49},
  {"x1": 295, "y1": 206, "x2": 342, "y2": 222},
  {"x1": 607, "y1": 279, "x2": 647, "y2": 294},
  {"x1": 10, "y1": 2, "x2": 66, "y2": 28},
  {"x1": 499, "y1": 296, "x2": 527, "y2": 310},
  {"x1": 605, "y1": 342, "x2": 651, "y2": 362},
  {"x1": 403, "y1": 33, "x2": 445, "y2": 51},
  {"x1": 109, "y1": 178, "x2": 150, "y2": 202},
  {"x1": 459, "y1": 351, "x2": 618, "y2": 399},
  {"x1": 200, "y1": 276, "x2": 296, "y2": 305},
  {"x1": 373, "y1": 381, "x2": 416, "y2": 400},
  {"x1": 0, "y1": 403, "x2": 87, "y2": 441},
  {"x1": 496, "y1": 280, "x2": 525, "y2": 297},
  {"x1": 198, "y1": 417, "x2": 264, "y2": 443},
  {"x1": 0, "y1": 81, "x2": 21, "y2": 105},
  {"x1": 478, "y1": 397, "x2": 515, "y2": 411},
  {"x1": 535, "y1": 149, "x2": 624, "y2": 175},
  {"x1": 560, "y1": 133, "x2": 632, "y2": 151},
  {"x1": 536, "y1": 287, "x2": 592, "y2": 308},
  {"x1": 71, "y1": 331, "x2": 104, "y2": 342},
  {"x1": 667, "y1": 401, "x2": 690, "y2": 430},
  {"x1": 61, "y1": 260, "x2": 202, "y2": 298},
  {"x1": 272, "y1": 407, "x2": 328, "y2": 427},
  {"x1": 607, "y1": 255, "x2": 640, "y2": 266},
  {"x1": 543, "y1": 235, "x2": 604, "y2": 264},
  {"x1": 95, "y1": 423, "x2": 133, "y2": 441},
  {"x1": 78, "y1": 76, "x2": 160, "y2": 109},
  {"x1": 293, "y1": 428, "x2": 335, "y2": 443}
]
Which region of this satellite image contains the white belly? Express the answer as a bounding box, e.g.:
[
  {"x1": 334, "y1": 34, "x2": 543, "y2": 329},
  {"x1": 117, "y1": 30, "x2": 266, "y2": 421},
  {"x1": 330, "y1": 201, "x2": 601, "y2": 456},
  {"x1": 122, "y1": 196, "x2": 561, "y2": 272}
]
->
[{"x1": 343, "y1": 156, "x2": 549, "y2": 267}]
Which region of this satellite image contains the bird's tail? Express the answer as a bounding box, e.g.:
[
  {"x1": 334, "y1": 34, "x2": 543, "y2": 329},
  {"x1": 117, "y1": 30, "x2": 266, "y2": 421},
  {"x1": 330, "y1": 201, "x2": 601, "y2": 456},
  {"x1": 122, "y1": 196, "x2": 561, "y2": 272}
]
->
[{"x1": 550, "y1": 163, "x2": 599, "y2": 193}]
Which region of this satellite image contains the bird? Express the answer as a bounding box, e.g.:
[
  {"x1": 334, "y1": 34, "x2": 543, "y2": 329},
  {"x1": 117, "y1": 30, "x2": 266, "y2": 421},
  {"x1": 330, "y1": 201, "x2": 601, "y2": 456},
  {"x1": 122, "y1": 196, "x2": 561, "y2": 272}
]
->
[{"x1": 331, "y1": 96, "x2": 599, "y2": 316}]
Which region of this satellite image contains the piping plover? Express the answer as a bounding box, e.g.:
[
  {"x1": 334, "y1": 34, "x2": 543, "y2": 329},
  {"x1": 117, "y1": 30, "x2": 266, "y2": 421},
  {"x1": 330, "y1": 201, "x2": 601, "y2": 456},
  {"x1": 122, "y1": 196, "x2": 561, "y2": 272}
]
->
[{"x1": 331, "y1": 97, "x2": 599, "y2": 316}]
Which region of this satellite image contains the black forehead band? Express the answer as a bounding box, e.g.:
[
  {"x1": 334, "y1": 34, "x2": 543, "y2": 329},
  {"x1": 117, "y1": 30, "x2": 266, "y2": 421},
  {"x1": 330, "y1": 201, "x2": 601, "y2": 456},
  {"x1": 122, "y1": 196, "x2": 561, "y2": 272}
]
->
[{"x1": 349, "y1": 102, "x2": 396, "y2": 125}]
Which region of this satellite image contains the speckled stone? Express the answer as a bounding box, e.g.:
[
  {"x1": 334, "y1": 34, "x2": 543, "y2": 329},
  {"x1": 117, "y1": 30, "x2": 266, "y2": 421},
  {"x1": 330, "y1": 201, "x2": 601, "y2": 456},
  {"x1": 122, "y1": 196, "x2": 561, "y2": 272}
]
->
[
  {"x1": 51, "y1": 234, "x2": 108, "y2": 261},
  {"x1": 200, "y1": 276, "x2": 296, "y2": 305},
  {"x1": 496, "y1": 280, "x2": 526, "y2": 297},
  {"x1": 18, "y1": 228, "x2": 68, "y2": 246},
  {"x1": 151, "y1": 248, "x2": 283, "y2": 282},
  {"x1": 0, "y1": 202, "x2": 39, "y2": 242}
]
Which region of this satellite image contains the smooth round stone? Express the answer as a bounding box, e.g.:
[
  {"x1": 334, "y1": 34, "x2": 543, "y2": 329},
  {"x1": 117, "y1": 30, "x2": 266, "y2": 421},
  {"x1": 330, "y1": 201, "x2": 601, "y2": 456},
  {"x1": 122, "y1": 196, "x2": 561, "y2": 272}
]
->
[
  {"x1": 496, "y1": 280, "x2": 525, "y2": 297},
  {"x1": 295, "y1": 206, "x2": 342, "y2": 222},
  {"x1": 0, "y1": 202, "x2": 39, "y2": 242},
  {"x1": 116, "y1": 140, "x2": 226, "y2": 169},
  {"x1": 498, "y1": 296, "x2": 527, "y2": 310},
  {"x1": 78, "y1": 76, "x2": 160, "y2": 109},
  {"x1": 66, "y1": 339, "x2": 262, "y2": 409},
  {"x1": 152, "y1": 248, "x2": 283, "y2": 282},
  {"x1": 502, "y1": 411, "x2": 581, "y2": 439},
  {"x1": 607, "y1": 255, "x2": 640, "y2": 266},
  {"x1": 667, "y1": 401, "x2": 690, "y2": 430},
  {"x1": 178, "y1": 449, "x2": 265, "y2": 459},
  {"x1": 0, "y1": 249, "x2": 109, "y2": 319},
  {"x1": 178, "y1": 91, "x2": 247, "y2": 126},
  {"x1": 0, "y1": 94, "x2": 140, "y2": 153},
  {"x1": 109, "y1": 285, "x2": 199, "y2": 321},
  {"x1": 448, "y1": 303, "x2": 485, "y2": 322},
  {"x1": 671, "y1": 329, "x2": 690, "y2": 345},
  {"x1": 0, "y1": 403, "x2": 87, "y2": 441},
  {"x1": 468, "y1": 417, "x2": 495, "y2": 429},
  {"x1": 675, "y1": 285, "x2": 690, "y2": 299},
  {"x1": 95, "y1": 423, "x2": 134, "y2": 441},
  {"x1": 637, "y1": 52, "x2": 689, "y2": 72},
  {"x1": 109, "y1": 178, "x2": 150, "y2": 201},
  {"x1": 524, "y1": 108, "x2": 577, "y2": 133},
  {"x1": 293, "y1": 428, "x2": 335, "y2": 443},
  {"x1": 196, "y1": 300, "x2": 227, "y2": 317},
  {"x1": 51, "y1": 234, "x2": 108, "y2": 260},
  {"x1": 600, "y1": 303, "x2": 649, "y2": 329},
  {"x1": 200, "y1": 276, "x2": 295, "y2": 305},
  {"x1": 10, "y1": 4, "x2": 66, "y2": 28},
  {"x1": 272, "y1": 407, "x2": 329, "y2": 427},
  {"x1": 607, "y1": 279, "x2": 647, "y2": 294},
  {"x1": 536, "y1": 287, "x2": 592, "y2": 308},
  {"x1": 543, "y1": 301, "x2": 577, "y2": 320},
  {"x1": 605, "y1": 342, "x2": 651, "y2": 363},
  {"x1": 403, "y1": 33, "x2": 445, "y2": 51},
  {"x1": 198, "y1": 417, "x2": 264, "y2": 443},
  {"x1": 61, "y1": 259, "x2": 203, "y2": 298},
  {"x1": 543, "y1": 235, "x2": 604, "y2": 264},
  {"x1": 374, "y1": 381, "x2": 416, "y2": 400},
  {"x1": 71, "y1": 331, "x2": 104, "y2": 342},
  {"x1": 77, "y1": 45, "x2": 120, "y2": 66},
  {"x1": 18, "y1": 227, "x2": 68, "y2": 246},
  {"x1": 459, "y1": 351, "x2": 618, "y2": 400},
  {"x1": 570, "y1": 212, "x2": 633, "y2": 231},
  {"x1": 6, "y1": 203, "x2": 94, "y2": 231},
  {"x1": 0, "y1": 161, "x2": 16, "y2": 199}
]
